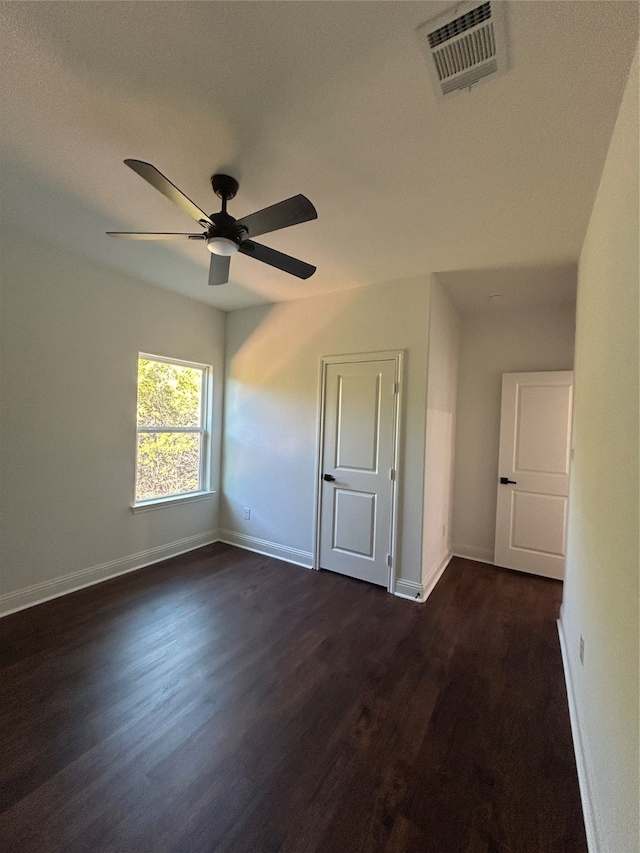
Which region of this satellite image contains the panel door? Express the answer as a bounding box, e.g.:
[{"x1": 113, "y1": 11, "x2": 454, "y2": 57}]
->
[
  {"x1": 318, "y1": 358, "x2": 398, "y2": 587},
  {"x1": 494, "y1": 371, "x2": 574, "y2": 579}
]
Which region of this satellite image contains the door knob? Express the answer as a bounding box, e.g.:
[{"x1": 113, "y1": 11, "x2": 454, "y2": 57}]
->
[
  {"x1": 500, "y1": 477, "x2": 517, "y2": 484},
  {"x1": 323, "y1": 474, "x2": 336, "y2": 482}
]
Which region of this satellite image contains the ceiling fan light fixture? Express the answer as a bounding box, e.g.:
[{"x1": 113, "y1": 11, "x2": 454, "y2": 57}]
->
[{"x1": 207, "y1": 236, "x2": 238, "y2": 256}]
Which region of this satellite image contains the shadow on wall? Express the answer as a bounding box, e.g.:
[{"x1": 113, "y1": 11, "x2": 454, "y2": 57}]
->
[
  {"x1": 220, "y1": 288, "x2": 359, "y2": 538},
  {"x1": 220, "y1": 275, "x2": 433, "y2": 579}
]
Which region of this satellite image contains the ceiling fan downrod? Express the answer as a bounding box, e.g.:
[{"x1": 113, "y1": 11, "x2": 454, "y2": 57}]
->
[
  {"x1": 208, "y1": 174, "x2": 243, "y2": 255},
  {"x1": 211, "y1": 173, "x2": 239, "y2": 214}
]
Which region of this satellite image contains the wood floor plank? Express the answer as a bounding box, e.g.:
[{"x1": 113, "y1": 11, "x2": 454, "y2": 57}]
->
[{"x1": 0, "y1": 545, "x2": 586, "y2": 852}]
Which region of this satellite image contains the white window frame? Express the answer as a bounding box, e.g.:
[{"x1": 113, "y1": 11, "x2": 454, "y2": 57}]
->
[{"x1": 132, "y1": 353, "x2": 214, "y2": 511}]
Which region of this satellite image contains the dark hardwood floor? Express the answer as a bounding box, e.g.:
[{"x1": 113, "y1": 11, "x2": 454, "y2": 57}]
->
[{"x1": 0, "y1": 545, "x2": 586, "y2": 852}]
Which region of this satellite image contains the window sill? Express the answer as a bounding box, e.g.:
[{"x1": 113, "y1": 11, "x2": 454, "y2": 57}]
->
[{"x1": 131, "y1": 491, "x2": 216, "y2": 513}]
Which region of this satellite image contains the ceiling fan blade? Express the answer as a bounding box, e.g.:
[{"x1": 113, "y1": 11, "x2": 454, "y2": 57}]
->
[
  {"x1": 107, "y1": 232, "x2": 205, "y2": 240},
  {"x1": 208, "y1": 253, "x2": 230, "y2": 286},
  {"x1": 237, "y1": 195, "x2": 317, "y2": 239},
  {"x1": 124, "y1": 160, "x2": 213, "y2": 226},
  {"x1": 239, "y1": 240, "x2": 316, "y2": 280}
]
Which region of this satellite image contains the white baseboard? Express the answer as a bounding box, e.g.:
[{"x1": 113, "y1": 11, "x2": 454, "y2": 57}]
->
[
  {"x1": 218, "y1": 529, "x2": 313, "y2": 569},
  {"x1": 452, "y1": 544, "x2": 495, "y2": 564},
  {"x1": 394, "y1": 578, "x2": 425, "y2": 601},
  {"x1": 557, "y1": 617, "x2": 601, "y2": 853},
  {"x1": 395, "y1": 550, "x2": 451, "y2": 603},
  {"x1": 0, "y1": 530, "x2": 220, "y2": 618},
  {"x1": 423, "y1": 549, "x2": 452, "y2": 599}
]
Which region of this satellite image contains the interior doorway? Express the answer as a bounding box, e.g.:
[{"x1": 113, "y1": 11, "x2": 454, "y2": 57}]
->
[
  {"x1": 494, "y1": 371, "x2": 574, "y2": 579},
  {"x1": 315, "y1": 351, "x2": 403, "y2": 590}
]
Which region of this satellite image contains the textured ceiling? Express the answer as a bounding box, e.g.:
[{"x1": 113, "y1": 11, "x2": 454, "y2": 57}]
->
[
  {"x1": 0, "y1": 1, "x2": 637, "y2": 311},
  {"x1": 437, "y1": 263, "x2": 578, "y2": 314}
]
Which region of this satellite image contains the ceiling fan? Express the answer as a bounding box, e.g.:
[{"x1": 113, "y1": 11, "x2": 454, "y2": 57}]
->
[{"x1": 107, "y1": 160, "x2": 317, "y2": 286}]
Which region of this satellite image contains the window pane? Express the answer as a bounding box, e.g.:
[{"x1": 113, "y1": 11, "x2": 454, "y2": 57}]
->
[
  {"x1": 137, "y1": 358, "x2": 203, "y2": 428},
  {"x1": 136, "y1": 432, "x2": 201, "y2": 501}
]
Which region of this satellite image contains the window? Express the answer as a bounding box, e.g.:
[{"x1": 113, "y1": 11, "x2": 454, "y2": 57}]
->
[{"x1": 135, "y1": 354, "x2": 211, "y2": 505}]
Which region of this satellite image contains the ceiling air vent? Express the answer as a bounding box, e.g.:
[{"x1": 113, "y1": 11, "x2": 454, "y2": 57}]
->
[{"x1": 416, "y1": 1, "x2": 508, "y2": 99}]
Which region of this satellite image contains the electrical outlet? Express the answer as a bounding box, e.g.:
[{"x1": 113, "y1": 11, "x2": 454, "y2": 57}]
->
[
  {"x1": 243, "y1": 507, "x2": 251, "y2": 520},
  {"x1": 579, "y1": 635, "x2": 584, "y2": 665}
]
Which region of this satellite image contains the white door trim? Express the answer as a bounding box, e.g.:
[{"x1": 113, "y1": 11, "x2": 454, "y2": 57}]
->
[{"x1": 313, "y1": 350, "x2": 404, "y2": 593}]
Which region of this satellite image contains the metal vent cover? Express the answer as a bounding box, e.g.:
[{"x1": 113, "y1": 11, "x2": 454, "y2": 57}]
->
[{"x1": 416, "y1": 1, "x2": 508, "y2": 99}]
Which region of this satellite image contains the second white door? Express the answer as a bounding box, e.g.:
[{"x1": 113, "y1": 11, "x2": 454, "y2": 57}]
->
[
  {"x1": 494, "y1": 371, "x2": 573, "y2": 580},
  {"x1": 317, "y1": 354, "x2": 400, "y2": 587}
]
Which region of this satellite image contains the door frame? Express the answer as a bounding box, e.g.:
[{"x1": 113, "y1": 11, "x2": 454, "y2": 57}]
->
[{"x1": 313, "y1": 350, "x2": 404, "y2": 593}]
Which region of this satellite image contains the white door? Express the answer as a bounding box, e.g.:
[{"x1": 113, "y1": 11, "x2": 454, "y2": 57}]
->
[
  {"x1": 494, "y1": 371, "x2": 573, "y2": 580},
  {"x1": 317, "y1": 354, "x2": 401, "y2": 588}
]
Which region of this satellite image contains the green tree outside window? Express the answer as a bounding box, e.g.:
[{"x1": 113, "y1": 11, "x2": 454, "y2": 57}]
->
[{"x1": 136, "y1": 357, "x2": 209, "y2": 502}]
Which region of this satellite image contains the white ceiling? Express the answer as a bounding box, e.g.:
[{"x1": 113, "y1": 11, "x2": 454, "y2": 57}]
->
[
  {"x1": 0, "y1": 2, "x2": 637, "y2": 312},
  {"x1": 437, "y1": 262, "x2": 578, "y2": 314}
]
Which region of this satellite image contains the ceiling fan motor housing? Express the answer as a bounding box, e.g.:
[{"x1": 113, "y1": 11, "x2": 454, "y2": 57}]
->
[{"x1": 208, "y1": 210, "x2": 247, "y2": 245}]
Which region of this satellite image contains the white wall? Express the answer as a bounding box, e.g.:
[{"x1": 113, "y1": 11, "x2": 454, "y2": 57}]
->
[
  {"x1": 421, "y1": 277, "x2": 459, "y2": 592},
  {"x1": 221, "y1": 275, "x2": 432, "y2": 592},
  {"x1": 559, "y1": 47, "x2": 638, "y2": 853},
  {"x1": 0, "y1": 222, "x2": 225, "y2": 614},
  {"x1": 452, "y1": 303, "x2": 575, "y2": 562}
]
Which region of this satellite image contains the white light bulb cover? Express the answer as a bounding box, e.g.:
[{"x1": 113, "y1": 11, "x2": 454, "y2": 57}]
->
[{"x1": 207, "y1": 236, "x2": 239, "y2": 256}]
